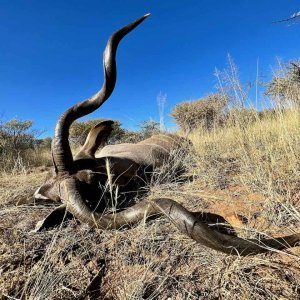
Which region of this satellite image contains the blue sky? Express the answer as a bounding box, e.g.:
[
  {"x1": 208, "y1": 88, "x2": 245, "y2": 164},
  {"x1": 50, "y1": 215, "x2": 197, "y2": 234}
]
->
[{"x1": 0, "y1": 0, "x2": 299, "y2": 136}]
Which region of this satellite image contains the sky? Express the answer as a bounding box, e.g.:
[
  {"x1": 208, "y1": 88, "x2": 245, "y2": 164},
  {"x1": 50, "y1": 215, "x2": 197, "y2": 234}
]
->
[{"x1": 0, "y1": 0, "x2": 300, "y2": 137}]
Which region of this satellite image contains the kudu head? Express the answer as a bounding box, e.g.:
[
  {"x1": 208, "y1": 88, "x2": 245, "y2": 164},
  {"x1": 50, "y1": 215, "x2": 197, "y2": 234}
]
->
[{"x1": 35, "y1": 14, "x2": 151, "y2": 211}]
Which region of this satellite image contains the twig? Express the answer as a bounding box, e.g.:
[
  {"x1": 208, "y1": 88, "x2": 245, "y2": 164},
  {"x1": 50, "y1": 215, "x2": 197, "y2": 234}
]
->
[{"x1": 274, "y1": 12, "x2": 300, "y2": 24}]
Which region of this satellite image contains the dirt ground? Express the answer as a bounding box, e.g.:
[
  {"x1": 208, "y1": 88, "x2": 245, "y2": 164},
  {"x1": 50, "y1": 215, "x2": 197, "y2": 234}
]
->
[{"x1": 1, "y1": 168, "x2": 300, "y2": 299}]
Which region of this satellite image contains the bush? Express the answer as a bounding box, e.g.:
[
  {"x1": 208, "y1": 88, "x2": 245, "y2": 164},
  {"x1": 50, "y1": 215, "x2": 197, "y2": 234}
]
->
[
  {"x1": 225, "y1": 108, "x2": 258, "y2": 127},
  {"x1": 171, "y1": 93, "x2": 227, "y2": 132},
  {"x1": 114, "y1": 120, "x2": 161, "y2": 144},
  {"x1": 70, "y1": 118, "x2": 162, "y2": 147},
  {"x1": 36, "y1": 137, "x2": 52, "y2": 150},
  {"x1": 69, "y1": 119, "x2": 126, "y2": 146},
  {"x1": 266, "y1": 61, "x2": 300, "y2": 107},
  {"x1": 0, "y1": 119, "x2": 35, "y2": 154},
  {"x1": 0, "y1": 118, "x2": 51, "y2": 173},
  {"x1": 138, "y1": 120, "x2": 160, "y2": 139}
]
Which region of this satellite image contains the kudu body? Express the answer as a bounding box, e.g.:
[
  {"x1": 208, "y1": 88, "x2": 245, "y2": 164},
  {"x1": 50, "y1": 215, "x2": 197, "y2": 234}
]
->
[{"x1": 35, "y1": 14, "x2": 300, "y2": 255}]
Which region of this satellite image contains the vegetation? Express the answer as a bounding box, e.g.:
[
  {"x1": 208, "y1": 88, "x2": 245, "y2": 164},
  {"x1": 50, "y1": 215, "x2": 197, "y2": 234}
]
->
[
  {"x1": 0, "y1": 118, "x2": 162, "y2": 174},
  {"x1": 171, "y1": 93, "x2": 227, "y2": 132},
  {"x1": 137, "y1": 119, "x2": 160, "y2": 139},
  {"x1": 70, "y1": 119, "x2": 126, "y2": 146},
  {"x1": 266, "y1": 61, "x2": 300, "y2": 107},
  {"x1": 0, "y1": 118, "x2": 51, "y2": 173},
  {"x1": 1, "y1": 59, "x2": 300, "y2": 299}
]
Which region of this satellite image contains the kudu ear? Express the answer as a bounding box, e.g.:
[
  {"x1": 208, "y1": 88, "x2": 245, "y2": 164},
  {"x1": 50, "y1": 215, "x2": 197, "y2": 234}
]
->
[{"x1": 75, "y1": 120, "x2": 114, "y2": 160}]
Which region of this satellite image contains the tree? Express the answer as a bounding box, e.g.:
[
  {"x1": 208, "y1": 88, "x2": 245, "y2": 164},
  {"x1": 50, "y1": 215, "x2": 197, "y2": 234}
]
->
[
  {"x1": 266, "y1": 61, "x2": 300, "y2": 108},
  {"x1": 118, "y1": 120, "x2": 161, "y2": 144},
  {"x1": 0, "y1": 118, "x2": 43, "y2": 171},
  {"x1": 69, "y1": 119, "x2": 126, "y2": 146},
  {"x1": 139, "y1": 119, "x2": 160, "y2": 139},
  {"x1": 0, "y1": 118, "x2": 36, "y2": 154}
]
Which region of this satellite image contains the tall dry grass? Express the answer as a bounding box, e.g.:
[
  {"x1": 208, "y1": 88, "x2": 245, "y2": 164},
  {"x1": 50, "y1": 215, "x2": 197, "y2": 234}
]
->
[
  {"x1": 0, "y1": 148, "x2": 52, "y2": 175},
  {"x1": 1, "y1": 112, "x2": 300, "y2": 299},
  {"x1": 189, "y1": 108, "x2": 300, "y2": 227},
  {"x1": 1, "y1": 60, "x2": 300, "y2": 299}
]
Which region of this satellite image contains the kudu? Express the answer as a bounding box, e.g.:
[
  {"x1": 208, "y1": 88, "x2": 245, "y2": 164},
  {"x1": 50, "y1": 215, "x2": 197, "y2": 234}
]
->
[{"x1": 34, "y1": 14, "x2": 300, "y2": 255}]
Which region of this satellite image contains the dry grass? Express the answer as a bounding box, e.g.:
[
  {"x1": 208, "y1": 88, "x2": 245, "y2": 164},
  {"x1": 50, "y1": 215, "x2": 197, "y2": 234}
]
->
[
  {"x1": 0, "y1": 148, "x2": 52, "y2": 175},
  {"x1": 1, "y1": 110, "x2": 300, "y2": 299},
  {"x1": 189, "y1": 109, "x2": 300, "y2": 226}
]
